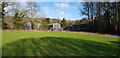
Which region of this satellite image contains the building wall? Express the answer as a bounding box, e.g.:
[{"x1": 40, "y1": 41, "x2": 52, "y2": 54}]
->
[{"x1": 53, "y1": 23, "x2": 61, "y2": 31}]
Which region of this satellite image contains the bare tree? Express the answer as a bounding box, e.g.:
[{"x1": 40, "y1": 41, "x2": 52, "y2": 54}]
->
[{"x1": 26, "y1": 2, "x2": 40, "y2": 19}]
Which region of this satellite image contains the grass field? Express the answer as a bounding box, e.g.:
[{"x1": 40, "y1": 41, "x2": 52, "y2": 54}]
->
[{"x1": 2, "y1": 31, "x2": 119, "y2": 56}]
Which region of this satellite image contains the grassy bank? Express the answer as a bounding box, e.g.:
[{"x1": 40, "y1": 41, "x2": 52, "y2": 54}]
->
[{"x1": 2, "y1": 31, "x2": 119, "y2": 56}]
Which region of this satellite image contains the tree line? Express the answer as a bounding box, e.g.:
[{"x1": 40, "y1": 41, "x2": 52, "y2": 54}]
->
[
  {"x1": 1, "y1": 2, "x2": 73, "y2": 30},
  {"x1": 1, "y1": 2, "x2": 120, "y2": 35},
  {"x1": 1, "y1": 2, "x2": 42, "y2": 30},
  {"x1": 80, "y1": 2, "x2": 120, "y2": 34},
  {"x1": 0, "y1": 2, "x2": 89, "y2": 30}
]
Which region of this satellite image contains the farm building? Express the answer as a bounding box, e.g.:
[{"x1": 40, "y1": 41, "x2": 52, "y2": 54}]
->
[
  {"x1": 22, "y1": 21, "x2": 41, "y2": 30},
  {"x1": 49, "y1": 23, "x2": 62, "y2": 31},
  {"x1": 53, "y1": 23, "x2": 61, "y2": 31},
  {"x1": 22, "y1": 21, "x2": 32, "y2": 29}
]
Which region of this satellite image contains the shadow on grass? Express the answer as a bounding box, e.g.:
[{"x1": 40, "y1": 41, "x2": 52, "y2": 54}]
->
[
  {"x1": 110, "y1": 41, "x2": 120, "y2": 44},
  {"x1": 2, "y1": 37, "x2": 119, "y2": 56}
]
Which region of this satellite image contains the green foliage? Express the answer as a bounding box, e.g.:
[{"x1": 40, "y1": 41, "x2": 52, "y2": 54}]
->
[
  {"x1": 61, "y1": 18, "x2": 68, "y2": 27},
  {"x1": 31, "y1": 21, "x2": 35, "y2": 29},
  {"x1": 39, "y1": 18, "x2": 49, "y2": 30},
  {"x1": 40, "y1": 25, "x2": 49, "y2": 30},
  {"x1": 2, "y1": 20, "x2": 8, "y2": 29},
  {"x1": 45, "y1": 18, "x2": 50, "y2": 24},
  {"x1": 13, "y1": 12, "x2": 24, "y2": 29},
  {"x1": 13, "y1": 19, "x2": 21, "y2": 29}
]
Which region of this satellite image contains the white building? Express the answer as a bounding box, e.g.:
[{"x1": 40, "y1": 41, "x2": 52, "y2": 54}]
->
[{"x1": 53, "y1": 23, "x2": 61, "y2": 31}]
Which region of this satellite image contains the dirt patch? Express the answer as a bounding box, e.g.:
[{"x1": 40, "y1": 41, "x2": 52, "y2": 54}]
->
[
  {"x1": 62, "y1": 31, "x2": 119, "y2": 38},
  {"x1": 2, "y1": 30, "x2": 119, "y2": 38},
  {"x1": 2, "y1": 30, "x2": 50, "y2": 32}
]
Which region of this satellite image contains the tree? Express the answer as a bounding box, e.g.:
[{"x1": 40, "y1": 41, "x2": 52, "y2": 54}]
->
[
  {"x1": 80, "y1": 2, "x2": 90, "y2": 19},
  {"x1": 1, "y1": 2, "x2": 8, "y2": 29},
  {"x1": 61, "y1": 18, "x2": 67, "y2": 27},
  {"x1": 2, "y1": 20, "x2": 8, "y2": 29},
  {"x1": 27, "y1": 2, "x2": 40, "y2": 19},
  {"x1": 80, "y1": 2, "x2": 119, "y2": 34},
  {"x1": 40, "y1": 18, "x2": 49, "y2": 30},
  {"x1": 13, "y1": 12, "x2": 24, "y2": 29},
  {"x1": 46, "y1": 18, "x2": 50, "y2": 24}
]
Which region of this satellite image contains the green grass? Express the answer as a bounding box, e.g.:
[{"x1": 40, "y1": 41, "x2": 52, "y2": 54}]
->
[{"x1": 2, "y1": 31, "x2": 119, "y2": 56}]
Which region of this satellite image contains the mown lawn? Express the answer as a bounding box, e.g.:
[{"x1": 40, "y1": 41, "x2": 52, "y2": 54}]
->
[{"x1": 2, "y1": 31, "x2": 119, "y2": 56}]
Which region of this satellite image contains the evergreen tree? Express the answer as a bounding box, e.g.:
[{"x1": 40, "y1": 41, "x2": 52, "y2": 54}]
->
[{"x1": 61, "y1": 18, "x2": 67, "y2": 27}]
